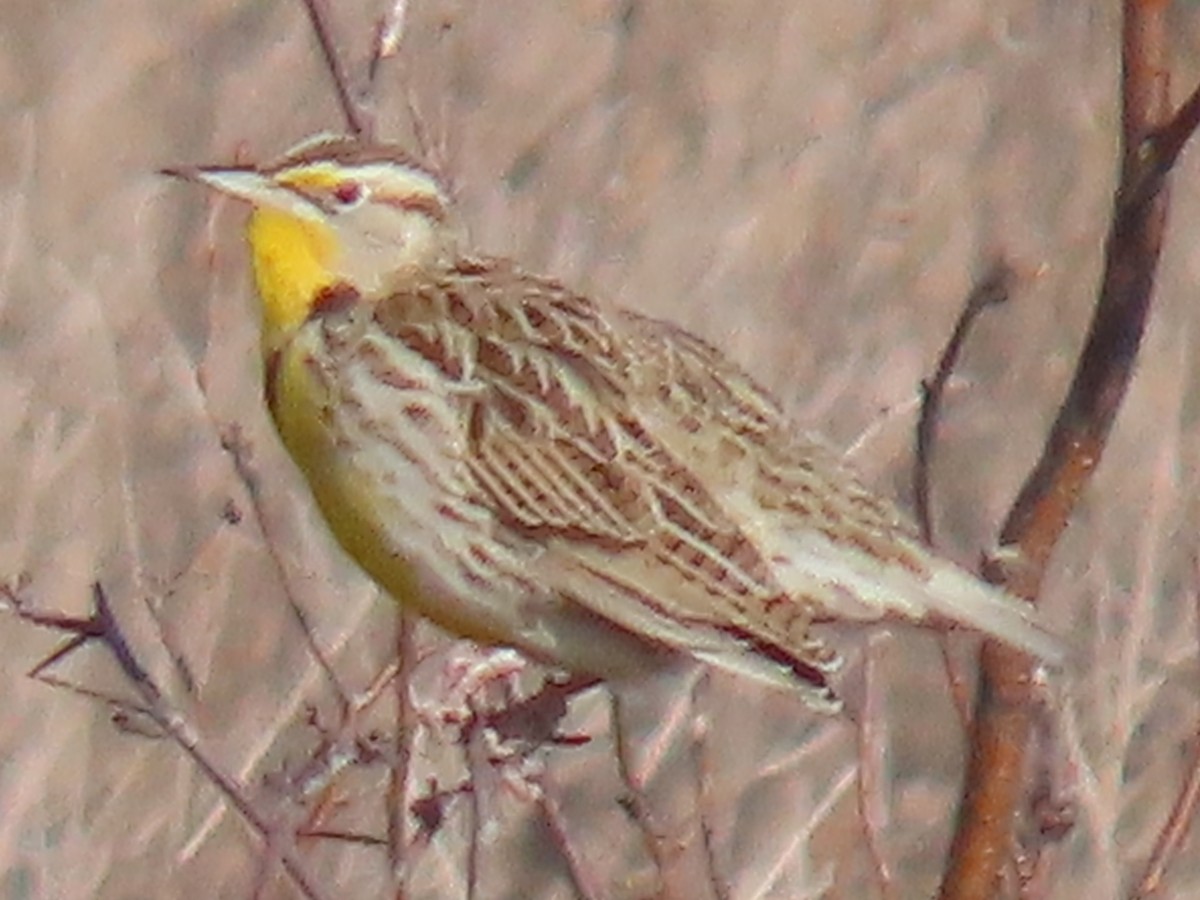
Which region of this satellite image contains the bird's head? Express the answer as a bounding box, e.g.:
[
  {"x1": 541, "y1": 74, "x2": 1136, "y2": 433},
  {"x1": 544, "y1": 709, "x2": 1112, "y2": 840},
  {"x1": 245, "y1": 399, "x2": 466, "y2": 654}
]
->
[{"x1": 167, "y1": 134, "x2": 459, "y2": 352}]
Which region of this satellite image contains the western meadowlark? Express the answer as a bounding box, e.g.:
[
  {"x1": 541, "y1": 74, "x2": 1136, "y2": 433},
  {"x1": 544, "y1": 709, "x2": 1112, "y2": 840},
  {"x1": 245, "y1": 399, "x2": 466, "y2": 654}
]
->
[{"x1": 168, "y1": 134, "x2": 1060, "y2": 713}]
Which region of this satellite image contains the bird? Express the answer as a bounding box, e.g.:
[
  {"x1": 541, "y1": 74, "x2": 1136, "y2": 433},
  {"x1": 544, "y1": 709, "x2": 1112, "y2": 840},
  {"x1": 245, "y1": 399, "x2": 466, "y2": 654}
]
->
[{"x1": 166, "y1": 133, "x2": 1061, "y2": 713}]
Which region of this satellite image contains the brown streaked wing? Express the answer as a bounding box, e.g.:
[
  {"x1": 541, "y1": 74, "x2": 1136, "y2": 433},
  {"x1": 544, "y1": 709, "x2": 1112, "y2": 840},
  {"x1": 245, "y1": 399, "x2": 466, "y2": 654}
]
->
[
  {"x1": 370, "y1": 259, "x2": 841, "y2": 694},
  {"x1": 614, "y1": 307, "x2": 932, "y2": 577},
  {"x1": 611, "y1": 308, "x2": 1065, "y2": 662}
]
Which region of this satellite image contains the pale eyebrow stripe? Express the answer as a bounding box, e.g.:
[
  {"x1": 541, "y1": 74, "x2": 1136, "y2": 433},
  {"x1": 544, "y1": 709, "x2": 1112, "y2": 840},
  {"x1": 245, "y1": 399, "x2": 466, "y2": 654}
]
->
[{"x1": 377, "y1": 192, "x2": 448, "y2": 223}]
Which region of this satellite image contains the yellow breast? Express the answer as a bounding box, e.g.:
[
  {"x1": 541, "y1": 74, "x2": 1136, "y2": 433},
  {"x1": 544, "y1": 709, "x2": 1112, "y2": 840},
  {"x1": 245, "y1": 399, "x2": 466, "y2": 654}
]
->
[
  {"x1": 267, "y1": 330, "x2": 430, "y2": 614},
  {"x1": 267, "y1": 321, "x2": 530, "y2": 647}
]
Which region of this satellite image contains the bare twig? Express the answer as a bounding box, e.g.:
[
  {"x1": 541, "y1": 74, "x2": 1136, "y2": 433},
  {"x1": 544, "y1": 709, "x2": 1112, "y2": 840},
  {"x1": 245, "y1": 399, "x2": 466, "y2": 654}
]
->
[
  {"x1": 371, "y1": 0, "x2": 409, "y2": 80},
  {"x1": 939, "y1": 1, "x2": 1185, "y2": 895},
  {"x1": 370, "y1": 0, "x2": 446, "y2": 168},
  {"x1": 1134, "y1": 747, "x2": 1200, "y2": 898},
  {"x1": 939, "y1": 640, "x2": 974, "y2": 728},
  {"x1": 1130, "y1": 574, "x2": 1200, "y2": 898},
  {"x1": 3, "y1": 582, "x2": 332, "y2": 900},
  {"x1": 219, "y1": 424, "x2": 353, "y2": 713},
  {"x1": 537, "y1": 771, "x2": 610, "y2": 900},
  {"x1": 296, "y1": 0, "x2": 374, "y2": 138},
  {"x1": 386, "y1": 609, "x2": 418, "y2": 885},
  {"x1": 610, "y1": 690, "x2": 675, "y2": 894},
  {"x1": 686, "y1": 674, "x2": 730, "y2": 900},
  {"x1": 913, "y1": 260, "x2": 1014, "y2": 546},
  {"x1": 857, "y1": 632, "x2": 896, "y2": 900},
  {"x1": 912, "y1": 263, "x2": 1015, "y2": 737}
]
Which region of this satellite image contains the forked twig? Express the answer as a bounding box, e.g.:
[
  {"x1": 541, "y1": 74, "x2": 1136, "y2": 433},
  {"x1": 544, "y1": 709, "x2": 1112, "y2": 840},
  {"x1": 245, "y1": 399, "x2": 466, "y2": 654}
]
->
[
  {"x1": 1121, "y1": 75, "x2": 1200, "y2": 219},
  {"x1": 913, "y1": 264, "x2": 1015, "y2": 732},
  {"x1": 1, "y1": 581, "x2": 332, "y2": 900},
  {"x1": 939, "y1": 1, "x2": 1192, "y2": 895}
]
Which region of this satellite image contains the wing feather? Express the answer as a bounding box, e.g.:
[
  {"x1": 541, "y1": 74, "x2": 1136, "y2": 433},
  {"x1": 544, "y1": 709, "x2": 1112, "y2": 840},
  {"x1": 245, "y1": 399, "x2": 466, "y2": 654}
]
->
[{"x1": 362, "y1": 258, "x2": 1060, "y2": 697}]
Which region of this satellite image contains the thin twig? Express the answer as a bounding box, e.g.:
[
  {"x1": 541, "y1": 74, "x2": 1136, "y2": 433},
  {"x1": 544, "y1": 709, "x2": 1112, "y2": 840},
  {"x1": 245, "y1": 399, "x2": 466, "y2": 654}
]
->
[
  {"x1": 386, "y1": 609, "x2": 418, "y2": 886},
  {"x1": 857, "y1": 632, "x2": 896, "y2": 900},
  {"x1": 939, "y1": 639, "x2": 974, "y2": 729},
  {"x1": 373, "y1": 2, "x2": 448, "y2": 171},
  {"x1": 464, "y1": 713, "x2": 487, "y2": 900},
  {"x1": 609, "y1": 671, "x2": 719, "y2": 900},
  {"x1": 914, "y1": 260, "x2": 1014, "y2": 545},
  {"x1": 686, "y1": 673, "x2": 730, "y2": 900},
  {"x1": 912, "y1": 263, "x2": 1014, "y2": 733},
  {"x1": 536, "y1": 772, "x2": 609, "y2": 900},
  {"x1": 219, "y1": 425, "x2": 352, "y2": 713},
  {"x1": 370, "y1": 0, "x2": 409, "y2": 82},
  {"x1": 1130, "y1": 577, "x2": 1200, "y2": 898},
  {"x1": 296, "y1": 0, "x2": 374, "y2": 138},
  {"x1": 4, "y1": 582, "x2": 332, "y2": 900},
  {"x1": 610, "y1": 690, "x2": 674, "y2": 891}
]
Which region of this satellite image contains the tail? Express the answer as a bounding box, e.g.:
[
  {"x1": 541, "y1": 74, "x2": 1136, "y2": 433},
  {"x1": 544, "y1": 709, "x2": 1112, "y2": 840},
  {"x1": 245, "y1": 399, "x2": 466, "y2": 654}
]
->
[
  {"x1": 726, "y1": 506, "x2": 1066, "y2": 665},
  {"x1": 921, "y1": 559, "x2": 1064, "y2": 664}
]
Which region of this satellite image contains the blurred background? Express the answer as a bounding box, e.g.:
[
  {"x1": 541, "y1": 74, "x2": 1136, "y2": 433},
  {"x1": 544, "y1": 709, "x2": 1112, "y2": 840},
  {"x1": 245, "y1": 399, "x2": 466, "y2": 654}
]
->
[{"x1": 3, "y1": 1, "x2": 1200, "y2": 897}]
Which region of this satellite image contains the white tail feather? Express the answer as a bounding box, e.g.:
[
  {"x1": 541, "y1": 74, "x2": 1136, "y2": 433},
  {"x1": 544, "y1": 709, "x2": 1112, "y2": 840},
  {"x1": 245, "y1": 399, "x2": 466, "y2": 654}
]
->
[
  {"x1": 724, "y1": 488, "x2": 1064, "y2": 664},
  {"x1": 921, "y1": 561, "x2": 1063, "y2": 663}
]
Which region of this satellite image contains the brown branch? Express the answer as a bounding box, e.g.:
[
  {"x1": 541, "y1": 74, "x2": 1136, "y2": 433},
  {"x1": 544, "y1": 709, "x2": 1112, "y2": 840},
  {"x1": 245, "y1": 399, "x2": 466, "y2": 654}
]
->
[
  {"x1": 1122, "y1": 68, "x2": 1200, "y2": 217},
  {"x1": 914, "y1": 261, "x2": 1014, "y2": 545},
  {"x1": 296, "y1": 0, "x2": 375, "y2": 138},
  {"x1": 4, "y1": 582, "x2": 332, "y2": 900},
  {"x1": 939, "y1": 1, "x2": 1177, "y2": 896}
]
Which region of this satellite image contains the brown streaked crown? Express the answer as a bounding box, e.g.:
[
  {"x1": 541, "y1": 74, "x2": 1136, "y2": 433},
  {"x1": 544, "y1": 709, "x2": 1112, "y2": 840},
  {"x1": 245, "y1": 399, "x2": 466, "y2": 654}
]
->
[{"x1": 264, "y1": 133, "x2": 429, "y2": 177}]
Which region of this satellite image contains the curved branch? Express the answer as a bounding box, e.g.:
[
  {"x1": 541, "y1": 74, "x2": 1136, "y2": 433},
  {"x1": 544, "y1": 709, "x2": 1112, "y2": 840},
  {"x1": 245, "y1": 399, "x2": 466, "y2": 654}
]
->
[{"x1": 939, "y1": 1, "x2": 1177, "y2": 895}]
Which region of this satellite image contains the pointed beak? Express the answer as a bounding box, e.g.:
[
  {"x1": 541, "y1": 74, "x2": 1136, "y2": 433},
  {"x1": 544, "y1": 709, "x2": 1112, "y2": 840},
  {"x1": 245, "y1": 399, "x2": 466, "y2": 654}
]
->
[{"x1": 162, "y1": 165, "x2": 321, "y2": 221}]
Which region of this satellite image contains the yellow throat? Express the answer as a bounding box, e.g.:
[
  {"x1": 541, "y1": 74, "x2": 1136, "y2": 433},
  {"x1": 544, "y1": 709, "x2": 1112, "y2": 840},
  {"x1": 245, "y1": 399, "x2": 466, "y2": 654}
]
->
[{"x1": 246, "y1": 206, "x2": 338, "y2": 356}]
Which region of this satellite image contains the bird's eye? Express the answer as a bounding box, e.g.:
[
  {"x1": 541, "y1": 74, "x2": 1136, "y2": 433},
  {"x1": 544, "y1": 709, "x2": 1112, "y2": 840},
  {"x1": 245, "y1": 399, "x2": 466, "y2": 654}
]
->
[{"x1": 332, "y1": 181, "x2": 364, "y2": 206}]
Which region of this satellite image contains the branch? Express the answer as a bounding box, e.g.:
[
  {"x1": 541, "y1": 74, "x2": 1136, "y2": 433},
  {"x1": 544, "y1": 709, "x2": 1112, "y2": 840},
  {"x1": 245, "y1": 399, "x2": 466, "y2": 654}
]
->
[
  {"x1": 914, "y1": 261, "x2": 1014, "y2": 545},
  {"x1": 297, "y1": 0, "x2": 375, "y2": 138},
  {"x1": 939, "y1": 1, "x2": 1179, "y2": 895},
  {"x1": 1130, "y1": 569, "x2": 1200, "y2": 898},
  {"x1": 2, "y1": 581, "x2": 332, "y2": 900}
]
